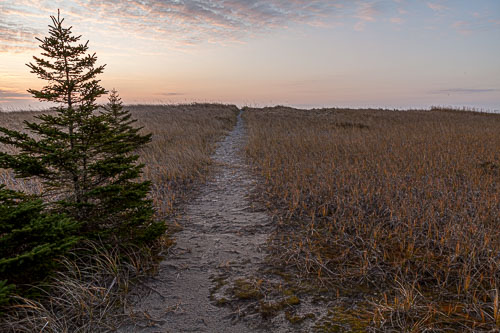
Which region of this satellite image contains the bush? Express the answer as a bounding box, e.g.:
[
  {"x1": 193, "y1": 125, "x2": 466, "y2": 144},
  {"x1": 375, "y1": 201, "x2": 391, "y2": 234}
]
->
[{"x1": 0, "y1": 186, "x2": 78, "y2": 305}]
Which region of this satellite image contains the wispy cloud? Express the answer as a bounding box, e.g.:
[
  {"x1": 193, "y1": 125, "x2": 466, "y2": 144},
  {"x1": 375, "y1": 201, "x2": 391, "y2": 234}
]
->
[
  {"x1": 0, "y1": 88, "x2": 31, "y2": 102},
  {"x1": 430, "y1": 88, "x2": 500, "y2": 95},
  {"x1": 2, "y1": 1, "x2": 411, "y2": 49},
  {"x1": 353, "y1": 2, "x2": 382, "y2": 31},
  {"x1": 1, "y1": 0, "x2": 498, "y2": 52},
  {"x1": 427, "y1": 2, "x2": 448, "y2": 12},
  {"x1": 0, "y1": 20, "x2": 40, "y2": 52},
  {"x1": 390, "y1": 17, "x2": 404, "y2": 24},
  {"x1": 452, "y1": 15, "x2": 500, "y2": 35},
  {"x1": 0, "y1": 0, "x2": 348, "y2": 48},
  {"x1": 157, "y1": 92, "x2": 186, "y2": 96}
]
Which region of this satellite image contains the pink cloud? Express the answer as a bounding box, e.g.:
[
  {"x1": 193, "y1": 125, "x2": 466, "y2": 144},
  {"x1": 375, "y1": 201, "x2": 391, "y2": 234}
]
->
[
  {"x1": 0, "y1": 0, "x2": 352, "y2": 50},
  {"x1": 427, "y1": 2, "x2": 448, "y2": 12}
]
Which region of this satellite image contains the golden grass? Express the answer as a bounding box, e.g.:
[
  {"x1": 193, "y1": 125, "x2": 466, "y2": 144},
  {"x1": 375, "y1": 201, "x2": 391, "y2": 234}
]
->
[
  {"x1": 243, "y1": 106, "x2": 500, "y2": 331},
  {"x1": 0, "y1": 103, "x2": 239, "y2": 218},
  {"x1": 128, "y1": 104, "x2": 238, "y2": 217}
]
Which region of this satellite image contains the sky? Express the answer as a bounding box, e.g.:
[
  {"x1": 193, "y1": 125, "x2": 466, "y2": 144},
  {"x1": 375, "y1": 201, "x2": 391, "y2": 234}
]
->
[{"x1": 0, "y1": 0, "x2": 499, "y2": 111}]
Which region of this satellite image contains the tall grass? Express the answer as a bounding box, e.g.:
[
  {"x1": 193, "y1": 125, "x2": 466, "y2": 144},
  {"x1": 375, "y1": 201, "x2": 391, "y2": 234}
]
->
[
  {"x1": 0, "y1": 103, "x2": 239, "y2": 216},
  {"x1": 129, "y1": 104, "x2": 239, "y2": 217},
  {"x1": 0, "y1": 103, "x2": 238, "y2": 332},
  {"x1": 244, "y1": 106, "x2": 500, "y2": 331},
  {"x1": 0, "y1": 240, "x2": 159, "y2": 333}
]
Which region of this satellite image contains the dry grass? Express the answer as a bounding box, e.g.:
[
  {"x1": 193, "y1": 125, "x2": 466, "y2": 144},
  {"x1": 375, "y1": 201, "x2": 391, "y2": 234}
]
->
[
  {"x1": 244, "y1": 106, "x2": 500, "y2": 331},
  {"x1": 0, "y1": 103, "x2": 238, "y2": 331},
  {"x1": 0, "y1": 239, "x2": 163, "y2": 333},
  {"x1": 128, "y1": 104, "x2": 238, "y2": 217},
  {"x1": 0, "y1": 103, "x2": 239, "y2": 217}
]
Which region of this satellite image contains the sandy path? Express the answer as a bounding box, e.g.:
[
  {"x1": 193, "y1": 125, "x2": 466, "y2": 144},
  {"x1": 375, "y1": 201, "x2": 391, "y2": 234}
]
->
[{"x1": 120, "y1": 111, "x2": 273, "y2": 332}]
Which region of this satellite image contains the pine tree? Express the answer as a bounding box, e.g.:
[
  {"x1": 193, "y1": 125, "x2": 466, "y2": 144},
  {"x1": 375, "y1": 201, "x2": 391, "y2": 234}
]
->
[
  {"x1": 102, "y1": 89, "x2": 151, "y2": 150},
  {"x1": 0, "y1": 11, "x2": 164, "y2": 245},
  {"x1": 87, "y1": 90, "x2": 164, "y2": 244}
]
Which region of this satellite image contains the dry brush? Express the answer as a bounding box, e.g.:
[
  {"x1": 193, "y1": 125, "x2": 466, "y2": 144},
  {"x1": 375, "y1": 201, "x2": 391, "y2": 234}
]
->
[{"x1": 244, "y1": 106, "x2": 500, "y2": 331}]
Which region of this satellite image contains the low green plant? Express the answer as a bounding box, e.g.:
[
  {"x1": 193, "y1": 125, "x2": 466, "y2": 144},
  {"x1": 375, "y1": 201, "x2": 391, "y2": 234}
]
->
[{"x1": 0, "y1": 186, "x2": 78, "y2": 305}]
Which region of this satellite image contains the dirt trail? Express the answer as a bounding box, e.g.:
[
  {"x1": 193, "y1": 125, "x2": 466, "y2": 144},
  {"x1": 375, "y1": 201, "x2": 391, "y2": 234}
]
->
[{"x1": 120, "y1": 111, "x2": 276, "y2": 332}]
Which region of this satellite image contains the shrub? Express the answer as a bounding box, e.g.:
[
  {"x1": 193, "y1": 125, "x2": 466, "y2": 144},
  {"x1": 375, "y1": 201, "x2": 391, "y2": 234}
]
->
[{"x1": 0, "y1": 186, "x2": 78, "y2": 305}]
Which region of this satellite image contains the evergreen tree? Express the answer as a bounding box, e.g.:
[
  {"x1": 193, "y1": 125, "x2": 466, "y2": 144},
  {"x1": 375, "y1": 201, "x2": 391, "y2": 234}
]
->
[
  {"x1": 0, "y1": 185, "x2": 78, "y2": 305},
  {"x1": 0, "y1": 11, "x2": 164, "y2": 245},
  {"x1": 87, "y1": 90, "x2": 164, "y2": 244},
  {"x1": 102, "y1": 89, "x2": 151, "y2": 150}
]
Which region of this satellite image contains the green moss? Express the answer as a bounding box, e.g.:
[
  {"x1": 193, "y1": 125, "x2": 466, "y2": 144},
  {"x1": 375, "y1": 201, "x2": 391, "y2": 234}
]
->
[
  {"x1": 313, "y1": 308, "x2": 369, "y2": 333},
  {"x1": 233, "y1": 279, "x2": 263, "y2": 300},
  {"x1": 258, "y1": 294, "x2": 301, "y2": 318},
  {"x1": 259, "y1": 301, "x2": 283, "y2": 317},
  {"x1": 284, "y1": 295, "x2": 300, "y2": 305},
  {"x1": 209, "y1": 275, "x2": 228, "y2": 299},
  {"x1": 216, "y1": 297, "x2": 229, "y2": 306},
  {"x1": 285, "y1": 311, "x2": 315, "y2": 324},
  {"x1": 213, "y1": 276, "x2": 227, "y2": 290}
]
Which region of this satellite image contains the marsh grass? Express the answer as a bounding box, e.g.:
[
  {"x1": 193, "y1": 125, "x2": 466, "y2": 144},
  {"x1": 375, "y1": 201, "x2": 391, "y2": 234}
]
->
[
  {"x1": 244, "y1": 106, "x2": 500, "y2": 331},
  {"x1": 0, "y1": 103, "x2": 238, "y2": 331}
]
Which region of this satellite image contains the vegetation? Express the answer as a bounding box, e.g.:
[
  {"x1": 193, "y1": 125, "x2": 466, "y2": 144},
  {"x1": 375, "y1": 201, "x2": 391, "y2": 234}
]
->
[
  {"x1": 128, "y1": 103, "x2": 239, "y2": 218},
  {"x1": 6, "y1": 8, "x2": 495, "y2": 333},
  {"x1": 0, "y1": 104, "x2": 237, "y2": 330},
  {"x1": 244, "y1": 106, "x2": 500, "y2": 331},
  {"x1": 0, "y1": 186, "x2": 78, "y2": 305},
  {"x1": 0, "y1": 9, "x2": 238, "y2": 331},
  {"x1": 0, "y1": 11, "x2": 163, "y2": 246},
  {"x1": 0, "y1": 104, "x2": 238, "y2": 218}
]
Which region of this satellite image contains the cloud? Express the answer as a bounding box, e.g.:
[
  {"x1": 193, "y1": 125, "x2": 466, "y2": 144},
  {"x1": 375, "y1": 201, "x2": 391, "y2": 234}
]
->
[
  {"x1": 390, "y1": 17, "x2": 404, "y2": 24},
  {"x1": 354, "y1": 21, "x2": 366, "y2": 31},
  {"x1": 157, "y1": 92, "x2": 185, "y2": 96},
  {"x1": 452, "y1": 21, "x2": 472, "y2": 34},
  {"x1": 427, "y1": 2, "x2": 448, "y2": 12},
  {"x1": 353, "y1": 2, "x2": 383, "y2": 31},
  {"x1": 0, "y1": 19, "x2": 40, "y2": 52},
  {"x1": 354, "y1": 2, "x2": 380, "y2": 22},
  {"x1": 430, "y1": 88, "x2": 500, "y2": 95},
  {"x1": 452, "y1": 17, "x2": 500, "y2": 35},
  {"x1": 56, "y1": 0, "x2": 347, "y2": 45},
  {"x1": 2, "y1": 1, "x2": 389, "y2": 49},
  {"x1": 0, "y1": 88, "x2": 31, "y2": 102},
  {"x1": 0, "y1": 1, "x2": 350, "y2": 52}
]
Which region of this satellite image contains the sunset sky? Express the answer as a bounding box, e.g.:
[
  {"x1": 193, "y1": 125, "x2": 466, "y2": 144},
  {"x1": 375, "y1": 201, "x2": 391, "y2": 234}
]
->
[{"x1": 1, "y1": 0, "x2": 499, "y2": 110}]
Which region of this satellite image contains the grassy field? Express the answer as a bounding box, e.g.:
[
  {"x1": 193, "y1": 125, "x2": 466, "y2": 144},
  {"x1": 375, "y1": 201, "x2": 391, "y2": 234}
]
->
[
  {"x1": 3, "y1": 104, "x2": 500, "y2": 331},
  {"x1": 0, "y1": 104, "x2": 239, "y2": 218},
  {"x1": 244, "y1": 106, "x2": 500, "y2": 331}
]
